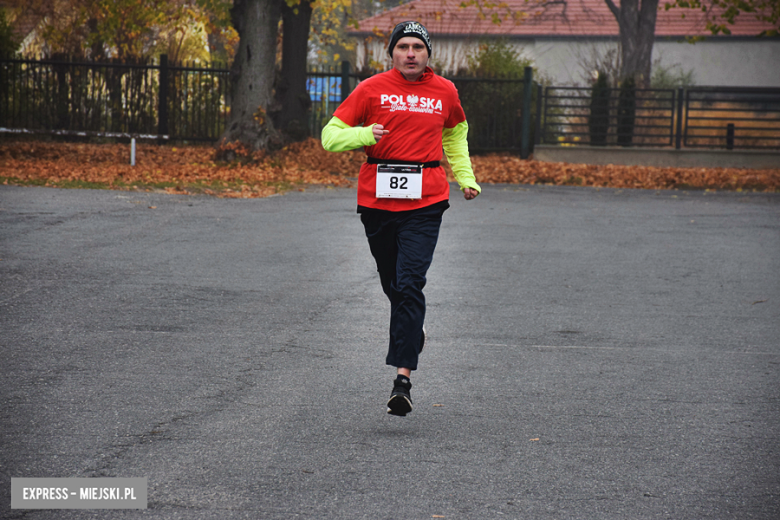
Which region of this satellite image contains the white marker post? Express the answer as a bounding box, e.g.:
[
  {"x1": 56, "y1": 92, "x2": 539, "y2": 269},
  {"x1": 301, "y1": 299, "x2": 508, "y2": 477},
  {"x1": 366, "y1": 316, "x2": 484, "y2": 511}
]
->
[{"x1": 130, "y1": 138, "x2": 136, "y2": 166}]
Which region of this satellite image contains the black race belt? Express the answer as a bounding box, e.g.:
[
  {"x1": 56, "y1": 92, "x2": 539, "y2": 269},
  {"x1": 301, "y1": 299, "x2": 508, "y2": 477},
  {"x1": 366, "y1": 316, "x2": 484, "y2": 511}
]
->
[{"x1": 367, "y1": 157, "x2": 440, "y2": 168}]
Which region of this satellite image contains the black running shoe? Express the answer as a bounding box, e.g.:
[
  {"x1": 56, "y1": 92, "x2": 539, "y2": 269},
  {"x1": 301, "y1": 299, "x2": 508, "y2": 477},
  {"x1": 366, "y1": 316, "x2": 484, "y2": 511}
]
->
[{"x1": 387, "y1": 376, "x2": 413, "y2": 416}]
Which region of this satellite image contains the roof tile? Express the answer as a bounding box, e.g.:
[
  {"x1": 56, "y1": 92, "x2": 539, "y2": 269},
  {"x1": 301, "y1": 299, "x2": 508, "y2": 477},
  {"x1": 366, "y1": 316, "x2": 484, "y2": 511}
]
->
[{"x1": 352, "y1": 0, "x2": 775, "y2": 38}]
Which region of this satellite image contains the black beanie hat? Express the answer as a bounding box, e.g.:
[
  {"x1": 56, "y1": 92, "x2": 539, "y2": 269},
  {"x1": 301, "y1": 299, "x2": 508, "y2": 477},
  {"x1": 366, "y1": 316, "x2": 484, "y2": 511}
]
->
[{"x1": 387, "y1": 21, "x2": 432, "y2": 57}]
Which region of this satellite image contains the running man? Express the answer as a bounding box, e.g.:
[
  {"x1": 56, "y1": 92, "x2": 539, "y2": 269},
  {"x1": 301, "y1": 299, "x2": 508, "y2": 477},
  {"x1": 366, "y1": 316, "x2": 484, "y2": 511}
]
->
[{"x1": 321, "y1": 21, "x2": 480, "y2": 416}]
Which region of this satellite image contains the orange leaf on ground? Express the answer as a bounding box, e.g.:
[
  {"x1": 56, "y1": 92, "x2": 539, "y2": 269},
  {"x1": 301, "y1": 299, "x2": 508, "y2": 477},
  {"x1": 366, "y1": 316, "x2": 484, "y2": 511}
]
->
[{"x1": 1, "y1": 140, "x2": 778, "y2": 195}]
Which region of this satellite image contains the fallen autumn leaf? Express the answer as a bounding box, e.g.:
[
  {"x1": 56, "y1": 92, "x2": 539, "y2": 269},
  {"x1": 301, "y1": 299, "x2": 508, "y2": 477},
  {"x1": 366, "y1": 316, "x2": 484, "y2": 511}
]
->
[{"x1": 1, "y1": 139, "x2": 778, "y2": 196}]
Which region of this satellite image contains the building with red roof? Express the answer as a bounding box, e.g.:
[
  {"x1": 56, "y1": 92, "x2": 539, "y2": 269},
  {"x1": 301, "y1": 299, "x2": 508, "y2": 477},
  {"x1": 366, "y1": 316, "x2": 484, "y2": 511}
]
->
[
  {"x1": 349, "y1": 0, "x2": 779, "y2": 86},
  {"x1": 0, "y1": 1, "x2": 44, "y2": 55}
]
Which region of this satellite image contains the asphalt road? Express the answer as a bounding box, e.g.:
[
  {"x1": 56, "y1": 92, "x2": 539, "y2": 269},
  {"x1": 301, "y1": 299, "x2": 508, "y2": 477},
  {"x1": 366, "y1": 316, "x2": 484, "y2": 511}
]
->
[{"x1": 1, "y1": 183, "x2": 778, "y2": 519}]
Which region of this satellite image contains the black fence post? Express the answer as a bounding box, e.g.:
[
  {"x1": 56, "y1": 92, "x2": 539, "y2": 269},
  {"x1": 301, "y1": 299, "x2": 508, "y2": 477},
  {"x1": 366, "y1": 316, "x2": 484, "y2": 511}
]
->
[
  {"x1": 53, "y1": 54, "x2": 70, "y2": 130},
  {"x1": 534, "y1": 83, "x2": 543, "y2": 146},
  {"x1": 341, "y1": 61, "x2": 351, "y2": 102},
  {"x1": 158, "y1": 54, "x2": 169, "y2": 139},
  {"x1": 589, "y1": 73, "x2": 609, "y2": 146},
  {"x1": 726, "y1": 123, "x2": 735, "y2": 150},
  {"x1": 675, "y1": 87, "x2": 684, "y2": 149},
  {"x1": 520, "y1": 66, "x2": 533, "y2": 159},
  {"x1": 616, "y1": 76, "x2": 636, "y2": 146}
]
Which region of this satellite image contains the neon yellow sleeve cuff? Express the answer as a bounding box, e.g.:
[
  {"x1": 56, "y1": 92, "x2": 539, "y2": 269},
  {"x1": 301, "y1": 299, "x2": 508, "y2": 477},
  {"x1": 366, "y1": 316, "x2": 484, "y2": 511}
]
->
[
  {"x1": 442, "y1": 121, "x2": 480, "y2": 193},
  {"x1": 321, "y1": 116, "x2": 376, "y2": 152}
]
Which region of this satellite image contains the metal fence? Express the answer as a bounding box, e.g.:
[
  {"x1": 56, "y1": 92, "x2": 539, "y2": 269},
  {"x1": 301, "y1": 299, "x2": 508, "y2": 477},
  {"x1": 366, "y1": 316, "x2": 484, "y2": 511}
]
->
[
  {"x1": 683, "y1": 87, "x2": 780, "y2": 149},
  {"x1": 539, "y1": 85, "x2": 780, "y2": 150},
  {"x1": 540, "y1": 86, "x2": 677, "y2": 147},
  {"x1": 2, "y1": 56, "x2": 778, "y2": 152},
  {"x1": 0, "y1": 55, "x2": 229, "y2": 141},
  {"x1": 449, "y1": 75, "x2": 534, "y2": 153},
  {"x1": 0, "y1": 56, "x2": 532, "y2": 152}
]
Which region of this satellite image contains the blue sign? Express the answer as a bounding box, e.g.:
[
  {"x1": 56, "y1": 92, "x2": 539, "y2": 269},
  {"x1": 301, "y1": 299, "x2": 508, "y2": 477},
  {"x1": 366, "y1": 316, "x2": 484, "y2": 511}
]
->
[{"x1": 307, "y1": 77, "x2": 341, "y2": 103}]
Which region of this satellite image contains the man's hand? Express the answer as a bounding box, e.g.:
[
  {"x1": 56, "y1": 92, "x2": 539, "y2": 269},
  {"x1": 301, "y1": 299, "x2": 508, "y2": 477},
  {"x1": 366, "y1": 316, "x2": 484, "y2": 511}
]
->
[
  {"x1": 463, "y1": 188, "x2": 479, "y2": 200},
  {"x1": 372, "y1": 124, "x2": 389, "y2": 142}
]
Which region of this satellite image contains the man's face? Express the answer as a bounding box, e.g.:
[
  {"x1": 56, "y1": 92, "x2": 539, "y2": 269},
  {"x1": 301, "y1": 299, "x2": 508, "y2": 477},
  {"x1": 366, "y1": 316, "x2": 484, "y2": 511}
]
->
[{"x1": 392, "y1": 36, "x2": 429, "y2": 81}]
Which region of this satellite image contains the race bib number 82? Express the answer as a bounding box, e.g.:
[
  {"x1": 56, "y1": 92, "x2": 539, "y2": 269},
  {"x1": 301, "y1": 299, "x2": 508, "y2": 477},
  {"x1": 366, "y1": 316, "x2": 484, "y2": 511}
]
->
[{"x1": 375, "y1": 164, "x2": 423, "y2": 199}]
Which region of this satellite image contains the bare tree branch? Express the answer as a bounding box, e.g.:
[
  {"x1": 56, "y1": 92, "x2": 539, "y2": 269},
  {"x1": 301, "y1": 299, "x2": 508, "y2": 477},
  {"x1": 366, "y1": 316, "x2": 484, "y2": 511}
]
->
[{"x1": 603, "y1": 0, "x2": 621, "y2": 19}]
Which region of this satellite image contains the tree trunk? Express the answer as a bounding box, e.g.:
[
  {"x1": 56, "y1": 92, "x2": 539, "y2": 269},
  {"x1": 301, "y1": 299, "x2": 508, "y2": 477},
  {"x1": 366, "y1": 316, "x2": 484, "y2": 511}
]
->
[
  {"x1": 272, "y1": 0, "x2": 313, "y2": 142},
  {"x1": 604, "y1": 0, "x2": 658, "y2": 87},
  {"x1": 220, "y1": 0, "x2": 282, "y2": 151}
]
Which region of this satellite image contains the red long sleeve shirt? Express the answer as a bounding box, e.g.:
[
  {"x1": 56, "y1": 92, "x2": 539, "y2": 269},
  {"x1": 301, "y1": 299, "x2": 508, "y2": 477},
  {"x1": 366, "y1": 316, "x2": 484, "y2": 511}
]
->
[{"x1": 333, "y1": 67, "x2": 467, "y2": 211}]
